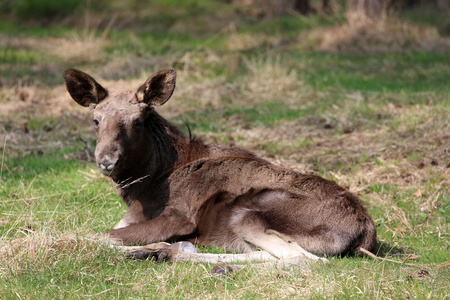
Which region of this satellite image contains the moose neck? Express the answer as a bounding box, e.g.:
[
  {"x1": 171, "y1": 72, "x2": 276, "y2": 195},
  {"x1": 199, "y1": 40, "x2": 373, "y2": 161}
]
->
[
  {"x1": 147, "y1": 111, "x2": 185, "y2": 179},
  {"x1": 112, "y1": 110, "x2": 208, "y2": 189}
]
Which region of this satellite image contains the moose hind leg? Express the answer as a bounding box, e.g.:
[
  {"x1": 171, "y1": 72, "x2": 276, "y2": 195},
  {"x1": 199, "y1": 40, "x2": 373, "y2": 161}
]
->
[
  {"x1": 242, "y1": 228, "x2": 328, "y2": 262},
  {"x1": 233, "y1": 211, "x2": 328, "y2": 263}
]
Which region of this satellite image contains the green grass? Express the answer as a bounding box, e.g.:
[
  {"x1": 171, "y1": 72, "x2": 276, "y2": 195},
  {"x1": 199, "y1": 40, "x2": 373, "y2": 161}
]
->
[
  {"x1": 292, "y1": 52, "x2": 450, "y2": 93},
  {"x1": 1, "y1": 152, "x2": 120, "y2": 234},
  {"x1": 1, "y1": 1, "x2": 450, "y2": 299},
  {"x1": 0, "y1": 21, "x2": 74, "y2": 37}
]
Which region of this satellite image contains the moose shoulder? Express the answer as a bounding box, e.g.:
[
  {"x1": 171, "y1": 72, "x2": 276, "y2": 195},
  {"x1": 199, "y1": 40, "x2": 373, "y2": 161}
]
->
[{"x1": 63, "y1": 68, "x2": 376, "y2": 262}]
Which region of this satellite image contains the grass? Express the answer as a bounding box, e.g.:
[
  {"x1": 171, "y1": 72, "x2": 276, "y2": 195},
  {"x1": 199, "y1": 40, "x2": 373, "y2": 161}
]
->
[{"x1": 1, "y1": 0, "x2": 450, "y2": 299}]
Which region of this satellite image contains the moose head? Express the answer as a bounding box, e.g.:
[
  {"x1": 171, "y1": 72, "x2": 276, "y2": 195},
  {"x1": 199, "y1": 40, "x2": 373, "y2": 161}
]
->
[{"x1": 63, "y1": 68, "x2": 177, "y2": 180}]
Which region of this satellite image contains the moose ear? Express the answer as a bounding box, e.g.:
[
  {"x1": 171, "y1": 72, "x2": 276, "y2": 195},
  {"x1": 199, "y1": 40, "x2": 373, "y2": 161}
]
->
[
  {"x1": 63, "y1": 68, "x2": 108, "y2": 107},
  {"x1": 135, "y1": 68, "x2": 176, "y2": 106}
]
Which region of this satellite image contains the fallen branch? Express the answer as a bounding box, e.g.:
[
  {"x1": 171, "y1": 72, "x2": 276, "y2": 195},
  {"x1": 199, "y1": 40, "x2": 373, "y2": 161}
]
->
[{"x1": 359, "y1": 247, "x2": 420, "y2": 267}]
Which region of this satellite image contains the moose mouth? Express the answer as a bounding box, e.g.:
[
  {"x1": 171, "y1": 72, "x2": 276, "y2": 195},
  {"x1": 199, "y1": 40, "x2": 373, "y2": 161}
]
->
[{"x1": 98, "y1": 163, "x2": 118, "y2": 176}]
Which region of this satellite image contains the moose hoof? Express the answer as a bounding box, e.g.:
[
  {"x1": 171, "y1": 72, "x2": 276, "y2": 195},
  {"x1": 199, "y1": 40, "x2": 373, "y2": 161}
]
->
[
  {"x1": 127, "y1": 241, "x2": 199, "y2": 262},
  {"x1": 155, "y1": 241, "x2": 199, "y2": 261},
  {"x1": 173, "y1": 241, "x2": 198, "y2": 254},
  {"x1": 318, "y1": 257, "x2": 329, "y2": 263},
  {"x1": 210, "y1": 264, "x2": 235, "y2": 276},
  {"x1": 127, "y1": 250, "x2": 153, "y2": 260},
  {"x1": 120, "y1": 241, "x2": 199, "y2": 262}
]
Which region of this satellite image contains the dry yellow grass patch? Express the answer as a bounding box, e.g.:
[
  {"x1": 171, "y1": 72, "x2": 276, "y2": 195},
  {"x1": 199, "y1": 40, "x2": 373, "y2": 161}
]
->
[
  {"x1": 227, "y1": 30, "x2": 282, "y2": 51},
  {"x1": 0, "y1": 31, "x2": 108, "y2": 65},
  {"x1": 0, "y1": 229, "x2": 111, "y2": 277},
  {"x1": 46, "y1": 33, "x2": 109, "y2": 64},
  {"x1": 300, "y1": 11, "x2": 450, "y2": 53},
  {"x1": 0, "y1": 84, "x2": 80, "y2": 116},
  {"x1": 240, "y1": 56, "x2": 304, "y2": 103}
]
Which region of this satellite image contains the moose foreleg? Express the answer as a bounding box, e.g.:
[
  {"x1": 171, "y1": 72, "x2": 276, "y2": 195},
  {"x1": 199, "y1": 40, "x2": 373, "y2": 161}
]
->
[
  {"x1": 106, "y1": 209, "x2": 196, "y2": 245},
  {"x1": 116, "y1": 241, "x2": 323, "y2": 274},
  {"x1": 116, "y1": 241, "x2": 279, "y2": 263}
]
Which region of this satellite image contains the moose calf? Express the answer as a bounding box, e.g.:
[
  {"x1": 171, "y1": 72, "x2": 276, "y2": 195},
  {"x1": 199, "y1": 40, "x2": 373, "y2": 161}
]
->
[{"x1": 63, "y1": 68, "x2": 376, "y2": 264}]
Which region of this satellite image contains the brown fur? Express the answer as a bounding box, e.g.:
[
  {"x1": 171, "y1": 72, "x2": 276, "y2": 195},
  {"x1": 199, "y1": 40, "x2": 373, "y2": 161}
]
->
[{"x1": 63, "y1": 68, "x2": 376, "y2": 258}]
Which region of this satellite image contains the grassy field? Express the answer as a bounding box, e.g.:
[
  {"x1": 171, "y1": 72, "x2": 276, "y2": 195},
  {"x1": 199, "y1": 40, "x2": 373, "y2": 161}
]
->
[{"x1": 1, "y1": 0, "x2": 449, "y2": 299}]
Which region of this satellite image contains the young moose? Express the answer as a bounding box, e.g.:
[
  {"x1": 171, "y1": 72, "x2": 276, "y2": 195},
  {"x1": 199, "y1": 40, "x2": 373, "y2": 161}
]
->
[{"x1": 63, "y1": 68, "x2": 376, "y2": 264}]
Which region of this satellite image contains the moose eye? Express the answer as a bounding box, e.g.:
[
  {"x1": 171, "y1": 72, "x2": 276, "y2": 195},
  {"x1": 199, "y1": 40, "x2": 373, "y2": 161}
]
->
[{"x1": 134, "y1": 117, "x2": 144, "y2": 128}]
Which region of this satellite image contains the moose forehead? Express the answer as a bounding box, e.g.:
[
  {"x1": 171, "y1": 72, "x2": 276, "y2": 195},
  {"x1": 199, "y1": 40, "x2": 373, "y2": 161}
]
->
[{"x1": 94, "y1": 90, "x2": 147, "y2": 118}]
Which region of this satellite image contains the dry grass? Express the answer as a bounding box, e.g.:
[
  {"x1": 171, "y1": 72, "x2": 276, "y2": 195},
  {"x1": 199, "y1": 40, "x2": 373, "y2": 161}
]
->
[
  {"x1": 240, "y1": 55, "x2": 303, "y2": 102},
  {"x1": 300, "y1": 8, "x2": 450, "y2": 53},
  {"x1": 0, "y1": 229, "x2": 111, "y2": 277},
  {"x1": 0, "y1": 28, "x2": 108, "y2": 65},
  {"x1": 168, "y1": 54, "x2": 305, "y2": 113},
  {"x1": 46, "y1": 33, "x2": 109, "y2": 64},
  {"x1": 0, "y1": 83, "x2": 89, "y2": 158},
  {"x1": 0, "y1": 84, "x2": 77, "y2": 115},
  {"x1": 226, "y1": 27, "x2": 283, "y2": 51}
]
